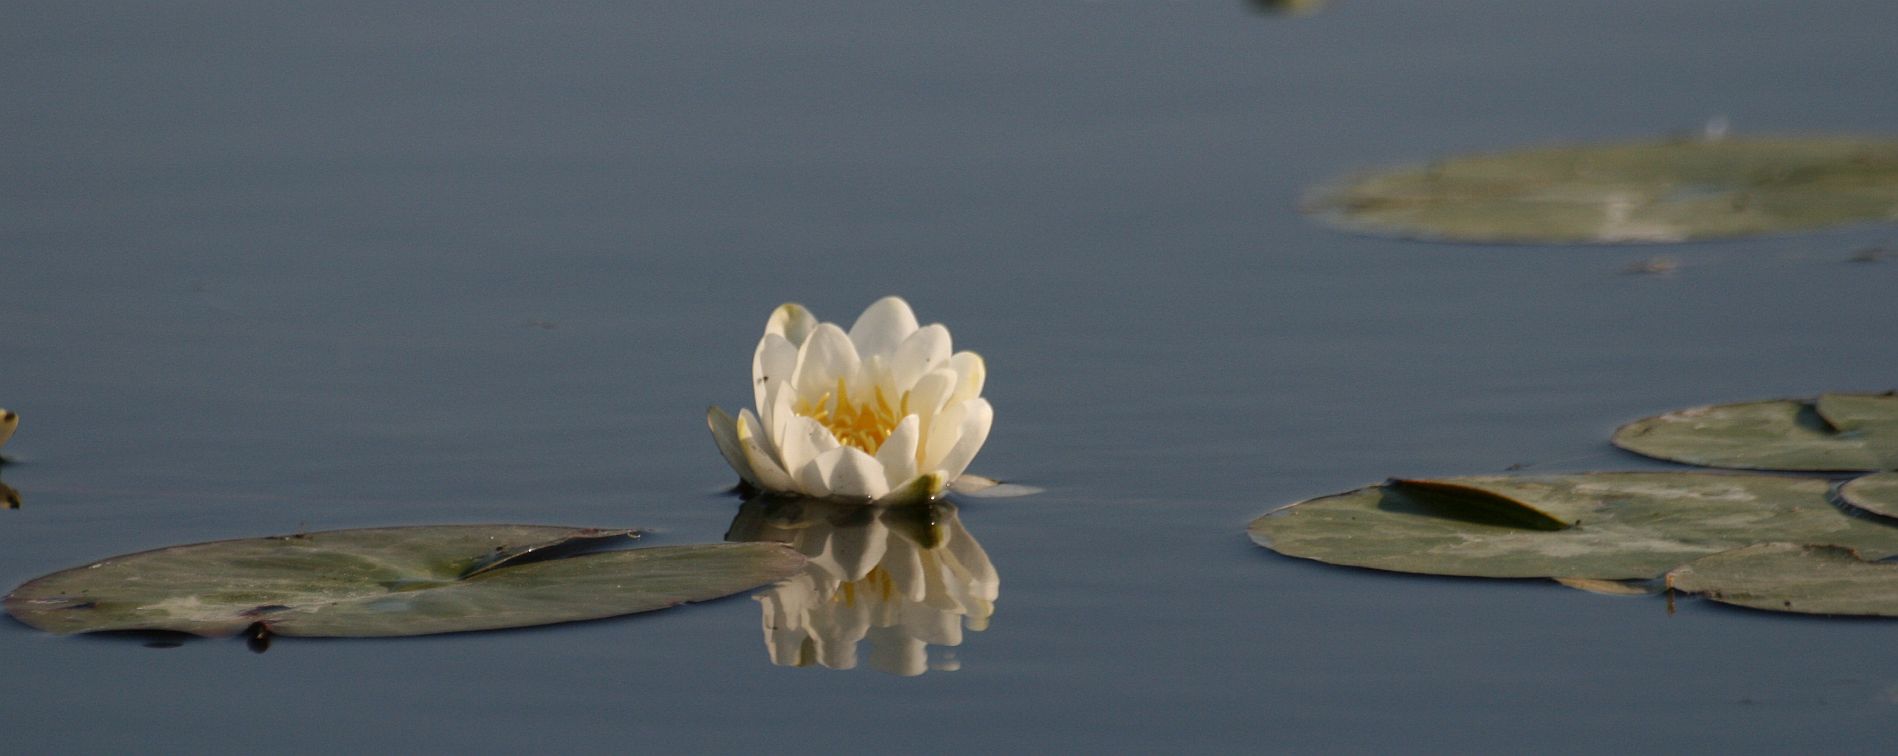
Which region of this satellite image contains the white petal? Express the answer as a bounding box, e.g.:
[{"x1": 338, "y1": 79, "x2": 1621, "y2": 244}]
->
[
  {"x1": 737, "y1": 409, "x2": 799, "y2": 493},
  {"x1": 815, "y1": 446, "x2": 890, "y2": 499},
  {"x1": 706, "y1": 406, "x2": 759, "y2": 487},
  {"x1": 752, "y1": 333, "x2": 798, "y2": 421},
  {"x1": 874, "y1": 415, "x2": 920, "y2": 490},
  {"x1": 763, "y1": 303, "x2": 818, "y2": 347},
  {"x1": 889, "y1": 324, "x2": 951, "y2": 393},
  {"x1": 846, "y1": 296, "x2": 919, "y2": 359},
  {"x1": 780, "y1": 415, "x2": 840, "y2": 497},
  {"x1": 768, "y1": 389, "x2": 796, "y2": 457},
  {"x1": 905, "y1": 368, "x2": 956, "y2": 449},
  {"x1": 852, "y1": 355, "x2": 888, "y2": 407},
  {"x1": 924, "y1": 398, "x2": 992, "y2": 482},
  {"x1": 946, "y1": 351, "x2": 986, "y2": 405},
  {"x1": 791, "y1": 323, "x2": 861, "y2": 405},
  {"x1": 793, "y1": 463, "x2": 830, "y2": 498},
  {"x1": 921, "y1": 398, "x2": 968, "y2": 472}
]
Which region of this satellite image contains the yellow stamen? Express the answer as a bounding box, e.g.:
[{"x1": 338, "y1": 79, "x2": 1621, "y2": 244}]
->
[{"x1": 794, "y1": 377, "x2": 906, "y2": 454}]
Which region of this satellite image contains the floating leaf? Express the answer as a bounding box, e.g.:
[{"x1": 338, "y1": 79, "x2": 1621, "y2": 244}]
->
[
  {"x1": 948, "y1": 474, "x2": 1044, "y2": 499},
  {"x1": 5, "y1": 524, "x2": 806, "y2": 638},
  {"x1": 1840, "y1": 472, "x2": 1898, "y2": 520},
  {"x1": 1613, "y1": 393, "x2": 1898, "y2": 472},
  {"x1": 1248, "y1": 472, "x2": 1898, "y2": 580},
  {"x1": 1667, "y1": 542, "x2": 1898, "y2": 617},
  {"x1": 1304, "y1": 136, "x2": 1898, "y2": 243}
]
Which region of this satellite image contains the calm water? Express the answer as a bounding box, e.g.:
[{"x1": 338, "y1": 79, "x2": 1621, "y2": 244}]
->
[{"x1": 3, "y1": 2, "x2": 1896, "y2": 752}]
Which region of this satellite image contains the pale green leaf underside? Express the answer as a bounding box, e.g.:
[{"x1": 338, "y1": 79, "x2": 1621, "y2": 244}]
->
[
  {"x1": 1304, "y1": 137, "x2": 1898, "y2": 244},
  {"x1": 5, "y1": 524, "x2": 806, "y2": 638}
]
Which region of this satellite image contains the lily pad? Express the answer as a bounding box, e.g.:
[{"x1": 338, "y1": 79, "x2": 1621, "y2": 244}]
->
[
  {"x1": 1840, "y1": 472, "x2": 1898, "y2": 520},
  {"x1": 1304, "y1": 136, "x2": 1898, "y2": 243},
  {"x1": 1667, "y1": 542, "x2": 1898, "y2": 617},
  {"x1": 1248, "y1": 472, "x2": 1898, "y2": 580},
  {"x1": 5, "y1": 524, "x2": 806, "y2": 638},
  {"x1": 1613, "y1": 393, "x2": 1898, "y2": 472}
]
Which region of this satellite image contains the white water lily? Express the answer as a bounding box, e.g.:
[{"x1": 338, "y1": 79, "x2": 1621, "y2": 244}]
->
[{"x1": 708, "y1": 296, "x2": 992, "y2": 502}]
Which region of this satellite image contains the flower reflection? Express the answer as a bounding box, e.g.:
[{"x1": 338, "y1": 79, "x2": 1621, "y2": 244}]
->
[{"x1": 726, "y1": 496, "x2": 997, "y2": 676}]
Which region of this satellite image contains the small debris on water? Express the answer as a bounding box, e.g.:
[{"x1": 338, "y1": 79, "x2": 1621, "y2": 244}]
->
[
  {"x1": 1848, "y1": 246, "x2": 1888, "y2": 263},
  {"x1": 1621, "y1": 256, "x2": 1680, "y2": 275}
]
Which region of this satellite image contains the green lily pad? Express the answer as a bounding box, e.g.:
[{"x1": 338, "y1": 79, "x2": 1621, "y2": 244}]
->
[
  {"x1": 1667, "y1": 542, "x2": 1898, "y2": 617},
  {"x1": 1840, "y1": 472, "x2": 1898, "y2": 520},
  {"x1": 1613, "y1": 393, "x2": 1898, "y2": 472},
  {"x1": 5, "y1": 524, "x2": 806, "y2": 638},
  {"x1": 1249, "y1": 472, "x2": 1898, "y2": 580},
  {"x1": 1304, "y1": 136, "x2": 1898, "y2": 244}
]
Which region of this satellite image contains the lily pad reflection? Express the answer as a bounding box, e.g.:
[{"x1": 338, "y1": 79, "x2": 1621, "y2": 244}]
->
[
  {"x1": 726, "y1": 496, "x2": 997, "y2": 676},
  {"x1": 1305, "y1": 137, "x2": 1898, "y2": 243}
]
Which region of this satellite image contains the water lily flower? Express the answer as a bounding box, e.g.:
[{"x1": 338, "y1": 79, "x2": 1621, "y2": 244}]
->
[{"x1": 708, "y1": 297, "x2": 992, "y2": 502}]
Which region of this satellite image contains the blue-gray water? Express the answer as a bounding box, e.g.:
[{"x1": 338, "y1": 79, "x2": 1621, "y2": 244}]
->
[{"x1": 3, "y1": 1, "x2": 1895, "y2": 752}]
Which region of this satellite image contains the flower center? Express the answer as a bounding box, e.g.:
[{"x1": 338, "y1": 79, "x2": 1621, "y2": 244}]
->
[{"x1": 796, "y1": 377, "x2": 906, "y2": 454}]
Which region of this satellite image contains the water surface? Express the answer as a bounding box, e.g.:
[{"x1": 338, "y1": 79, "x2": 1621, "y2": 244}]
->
[{"x1": 3, "y1": 2, "x2": 1896, "y2": 751}]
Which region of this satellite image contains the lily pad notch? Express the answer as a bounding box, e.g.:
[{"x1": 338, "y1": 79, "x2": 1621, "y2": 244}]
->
[{"x1": 5, "y1": 524, "x2": 807, "y2": 639}]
